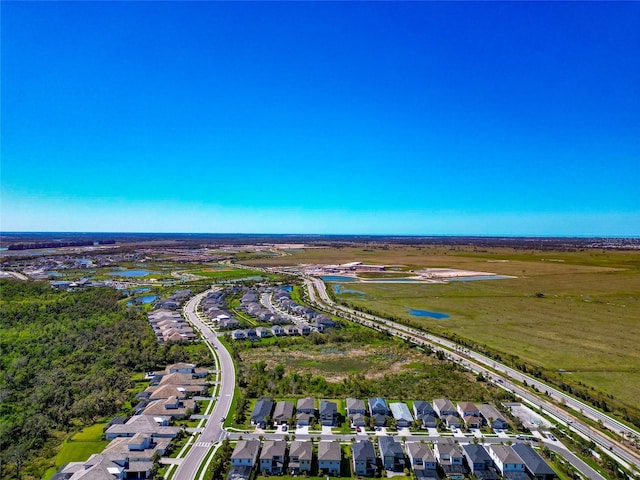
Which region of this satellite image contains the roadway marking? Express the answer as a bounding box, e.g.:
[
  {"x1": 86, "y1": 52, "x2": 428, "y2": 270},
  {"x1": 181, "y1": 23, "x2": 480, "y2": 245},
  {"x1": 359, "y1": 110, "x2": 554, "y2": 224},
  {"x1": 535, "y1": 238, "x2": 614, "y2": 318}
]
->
[{"x1": 194, "y1": 442, "x2": 212, "y2": 448}]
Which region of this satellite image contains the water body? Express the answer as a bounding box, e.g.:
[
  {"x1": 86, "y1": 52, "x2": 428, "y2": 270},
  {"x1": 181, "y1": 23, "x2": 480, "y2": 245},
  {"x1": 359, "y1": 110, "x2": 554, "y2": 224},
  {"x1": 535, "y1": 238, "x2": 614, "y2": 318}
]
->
[
  {"x1": 108, "y1": 269, "x2": 153, "y2": 277},
  {"x1": 322, "y1": 275, "x2": 357, "y2": 282},
  {"x1": 281, "y1": 286, "x2": 293, "y2": 292},
  {"x1": 408, "y1": 309, "x2": 450, "y2": 319},
  {"x1": 127, "y1": 295, "x2": 160, "y2": 306}
]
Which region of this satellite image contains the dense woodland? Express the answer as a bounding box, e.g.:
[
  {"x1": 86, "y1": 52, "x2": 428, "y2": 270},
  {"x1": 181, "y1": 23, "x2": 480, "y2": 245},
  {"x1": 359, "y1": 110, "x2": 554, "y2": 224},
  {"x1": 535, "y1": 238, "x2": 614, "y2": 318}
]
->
[{"x1": 0, "y1": 279, "x2": 210, "y2": 479}]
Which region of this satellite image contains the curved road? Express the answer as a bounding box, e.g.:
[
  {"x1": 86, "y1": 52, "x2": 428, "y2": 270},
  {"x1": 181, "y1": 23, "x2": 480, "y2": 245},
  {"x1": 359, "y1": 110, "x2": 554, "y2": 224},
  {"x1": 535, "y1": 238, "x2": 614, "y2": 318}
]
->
[{"x1": 173, "y1": 289, "x2": 235, "y2": 480}]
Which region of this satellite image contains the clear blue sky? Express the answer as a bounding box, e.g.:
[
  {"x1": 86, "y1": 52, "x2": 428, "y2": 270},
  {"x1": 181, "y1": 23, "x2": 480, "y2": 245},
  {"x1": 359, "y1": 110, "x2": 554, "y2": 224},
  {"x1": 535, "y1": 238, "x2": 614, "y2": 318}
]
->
[{"x1": 2, "y1": 1, "x2": 639, "y2": 235}]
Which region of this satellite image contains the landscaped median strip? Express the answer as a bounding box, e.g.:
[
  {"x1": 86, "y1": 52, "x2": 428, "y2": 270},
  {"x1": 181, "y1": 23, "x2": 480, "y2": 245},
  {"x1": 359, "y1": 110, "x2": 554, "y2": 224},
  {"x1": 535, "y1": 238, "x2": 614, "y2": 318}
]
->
[
  {"x1": 196, "y1": 441, "x2": 223, "y2": 480},
  {"x1": 162, "y1": 434, "x2": 195, "y2": 480}
]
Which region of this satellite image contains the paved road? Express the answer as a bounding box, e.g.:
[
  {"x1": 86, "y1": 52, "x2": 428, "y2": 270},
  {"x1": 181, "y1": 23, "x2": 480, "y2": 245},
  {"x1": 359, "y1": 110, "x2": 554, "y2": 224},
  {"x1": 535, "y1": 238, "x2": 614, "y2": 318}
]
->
[
  {"x1": 173, "y1": 288, "x2": 236, "y2": 480},
  {"x1": 304, "y1": 276, "x2": 640, "y2": 472}
]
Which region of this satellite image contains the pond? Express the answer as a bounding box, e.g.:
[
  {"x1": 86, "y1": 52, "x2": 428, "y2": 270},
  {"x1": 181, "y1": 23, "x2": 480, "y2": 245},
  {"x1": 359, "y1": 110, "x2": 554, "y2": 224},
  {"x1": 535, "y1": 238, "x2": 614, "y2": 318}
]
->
[
  {"x1": 408, "y1": 309, "x2": 450, "y2": 319},
  {"x1": 127, "y1": 295, "x2": 160, "y2": 306},
  {"x1": 109, "y1": 269, "x2": 154, "y2": 277},
  {"x1": 321, "y1": 275, "x2": 357, "y2": 282}
]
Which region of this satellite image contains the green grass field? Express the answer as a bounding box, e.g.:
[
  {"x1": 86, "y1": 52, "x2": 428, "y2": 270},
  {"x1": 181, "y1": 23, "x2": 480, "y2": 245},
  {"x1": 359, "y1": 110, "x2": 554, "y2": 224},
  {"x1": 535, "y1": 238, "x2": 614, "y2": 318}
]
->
[
  {"x1": 70, "y1": 423, "x2": 107, "y2": 441},
  {"x1": 246, "y1": 246, "x2": 640, "y2": 413},
  {"x1": 191, "y1": 267, "x2": 265, "y2": 280}
]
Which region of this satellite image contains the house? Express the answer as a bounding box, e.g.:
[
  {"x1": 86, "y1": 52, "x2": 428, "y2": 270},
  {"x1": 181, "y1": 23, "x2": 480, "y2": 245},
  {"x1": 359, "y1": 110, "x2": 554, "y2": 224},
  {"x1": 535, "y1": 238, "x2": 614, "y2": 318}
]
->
[
  {"x1": 166, "y1": 363, "x2": 196, "y2": 375},
  {"x1": 433, "y1": 398, "x2": 457, "y2": 417},
  {"x1": 406, "y1": 442, "x2": 438, "y2": 479},
  {"x1": 65, "y1": 453, "x2": 152, "y2": 480},
  {"x1": 245, "y1": 329, "x2": 257, "y2": 340},
  {"x1": 478, "y1": 404, "x2": 509, "y2": 430},
  {"x1": 457, "y1": 401, "x2": 480, "y2": 418},
  {"x1": 147, "y1": 384, "x2": 186, "y2": 401},
  {"x1": 443, "y1": 414, "x2": 461, "y2": 429},
  {"x1": 231, "y1": 439, "x2": 261, "y2": 467},
  {"x1": 346, "y1": 398, "x2": 367, "y2": 416},
  {"x1": 320, "y1": 400, "x2": 338, "y2": 426},
  {"x1": 487, "y1": 445, "x2": 526, "y2": 478},
  {"x1": 255, "y1": 327, "x2": 271, "y2": 338},
  {"x1": 288, "y1": 441, "x2": 313, "y2": 474},
  {"x1": 231, "y1": 329, "x2": 246, "y2": 340},
  {"x1": 250, "y1": 397, "x2": 274, "y2": 428},
  {"x1": 368, "y1": 397, "x2": 387, "y2": 416},
  {"x1": 259, "y1": 440, "x2": 286, "y2": 474},
  {"x1": 413, "y1": 401, "x2": 436, "y2": 418},
  {"x1": 104, "y1": 415, "x2": 179, "y2": 440},
  {"x1": 297, "y1": 323, "x2": 312, "y2": 336},
  {"x1": 434, "y1": 439, "x2": 466, "y2": 480},
  {"x1": 511, "y1": 443, "x2": 557, "y2": 480},
  {"x1": 271, "y1": 325, "x2": 285, "y2": 336},
  {"x1": 350, "y1": 413, "x2": 367, "y2": 427},
  {"x1": 297, "y1": 397, "x2": 315, "y2": 414},
  {"x1": 284, "y1": 325, "x2": 298, "y2": 336},
  {"x1": 372, "y1": 413, "x2": 387, "y2": 427},
  {"x1": 272, "y1": 401, "x2": 294, "y2": 425},
  {"x1": 318, "y1": 441, "x2": 341, "y2": 475},
  {"x1": 464, "y1": 415, "x2": 483, "y2": 429},
  {"x1": 102, "y1": 433, "x2": 171, "y2": 461},
  {"x1": 296, "y1": 413, "x2": 314, "y2": 427},
  {"x1": 352, "y1": 440, "x2": 377, "y2": 476},
  {"x1": 389, "y1": 402, "x2": 414, "y2": 428},
  {"x1": 378, "y1": 436, "x2": 405, "y2": 472},
  {"x1": 419, "y1": 414, "x2": 438, "y2": 429},
  {"x1": 462, "y1": 444, "x2": 497, "y2": 479},
  {"x1": 142, "y1": 396, "x2": 196, "y2": 419},
  {"x1": 218, "y1": 318, "x2": 240, "y2": 330}
]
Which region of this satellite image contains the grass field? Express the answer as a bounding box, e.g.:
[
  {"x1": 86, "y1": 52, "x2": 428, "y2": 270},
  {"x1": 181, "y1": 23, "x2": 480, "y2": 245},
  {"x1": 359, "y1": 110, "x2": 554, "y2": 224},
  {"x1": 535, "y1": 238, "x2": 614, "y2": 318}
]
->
[
  {"x1": 70, "y1": 423, "x2": 107, "y2": 441},
  {"x1": 191, "y1": 267, "x2": 265, "y2": 280},
  {"x1": 245, "y1": 246, "x2": 640, "y2": 412}
]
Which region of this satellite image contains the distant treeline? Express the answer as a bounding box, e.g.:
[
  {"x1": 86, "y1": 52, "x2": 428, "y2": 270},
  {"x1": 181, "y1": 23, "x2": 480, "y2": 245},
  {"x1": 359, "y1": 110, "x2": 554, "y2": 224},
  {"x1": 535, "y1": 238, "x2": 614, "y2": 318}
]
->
[
  {"x1": 2, "y1": 232, "x2": 637, "y2": 250},
  {"x1": 7, "y1": 239, "x2": 115, "y2": 250}
]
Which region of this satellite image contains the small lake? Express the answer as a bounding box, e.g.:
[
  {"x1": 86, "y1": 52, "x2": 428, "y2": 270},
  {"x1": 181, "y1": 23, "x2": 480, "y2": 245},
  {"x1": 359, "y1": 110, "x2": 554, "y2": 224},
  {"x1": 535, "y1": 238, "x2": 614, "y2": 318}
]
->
[
  {"x1": 127, "y1": 295, "x2": 160, "y2": 306},
  {"x1": 281, "y1": 286, "x2": 293, "y2": 292},
  {"x1": 408, "y1": 309, "x2": 450, "y2": 319},
  {"x1": 321, "y1": 275, "x2": 357, "y2": 282},
  {"x1": 109, "y1": 269, "x2": 154, "y2": 277}
]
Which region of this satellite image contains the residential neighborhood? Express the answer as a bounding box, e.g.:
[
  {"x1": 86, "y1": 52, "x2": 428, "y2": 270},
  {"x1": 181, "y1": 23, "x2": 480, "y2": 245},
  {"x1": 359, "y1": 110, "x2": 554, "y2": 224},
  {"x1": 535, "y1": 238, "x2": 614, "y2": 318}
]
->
[{"x1": 52, "y1": 363, "x2": 212, "y2": 480}]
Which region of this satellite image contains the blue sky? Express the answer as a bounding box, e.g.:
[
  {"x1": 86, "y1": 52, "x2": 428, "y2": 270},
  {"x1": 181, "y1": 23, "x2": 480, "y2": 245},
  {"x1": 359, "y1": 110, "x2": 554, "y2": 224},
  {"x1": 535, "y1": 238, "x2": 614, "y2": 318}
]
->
[{"x1": 2, "y1": 1, "x2": 639, "y2": 235}]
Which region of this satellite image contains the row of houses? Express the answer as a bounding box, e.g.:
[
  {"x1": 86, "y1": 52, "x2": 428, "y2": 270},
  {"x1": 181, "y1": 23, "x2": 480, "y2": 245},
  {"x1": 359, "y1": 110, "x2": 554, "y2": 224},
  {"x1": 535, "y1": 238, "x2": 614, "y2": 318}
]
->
[
  {"x1": 147, "y1": 308, "x2": 197, "y2": 343},
  {"x1": 154, "y1": 289, "x2": 192, "y2": 310},
  {"x1": 53, "y1": 364, "x2": 208, "y2": 480},
  {"x1": 227, "y1": 438, "x2": 556, "y2": 480},
  {"x1": 201, "y1": 290, "x2": 245, "y2": 329},
  {"x1": 238, "y1": 288, "x2": 289, "y2": 324},
  {"x1": 134, "y1": 363, "x2": 209, "y2": 418},
  {"x1": 272, "y1": 287, "x2": 337, "y2": 328},
  {"x1": 246, "y1": 396, "x2": 509, "y2": 431},
  {"x1": 231, "y1": 322, "x2": 321, "y2": 340},
  {"x1": 249, "y1": 398, "x2": 338, "y2": 428},
  {"x1": 361, "y1": 397, "x2": 509, "y2": 430}
]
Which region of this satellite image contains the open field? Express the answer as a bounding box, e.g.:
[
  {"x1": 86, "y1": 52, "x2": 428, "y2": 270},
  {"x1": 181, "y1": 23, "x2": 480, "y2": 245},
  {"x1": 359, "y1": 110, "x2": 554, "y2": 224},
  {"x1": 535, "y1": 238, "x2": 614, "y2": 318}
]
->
[
  {"x1": 232, "y1": 322, "x2": 503, "y2": 403},
  {"x1": 245, "y1": 246, "x2": 640, "y2": 412}
]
